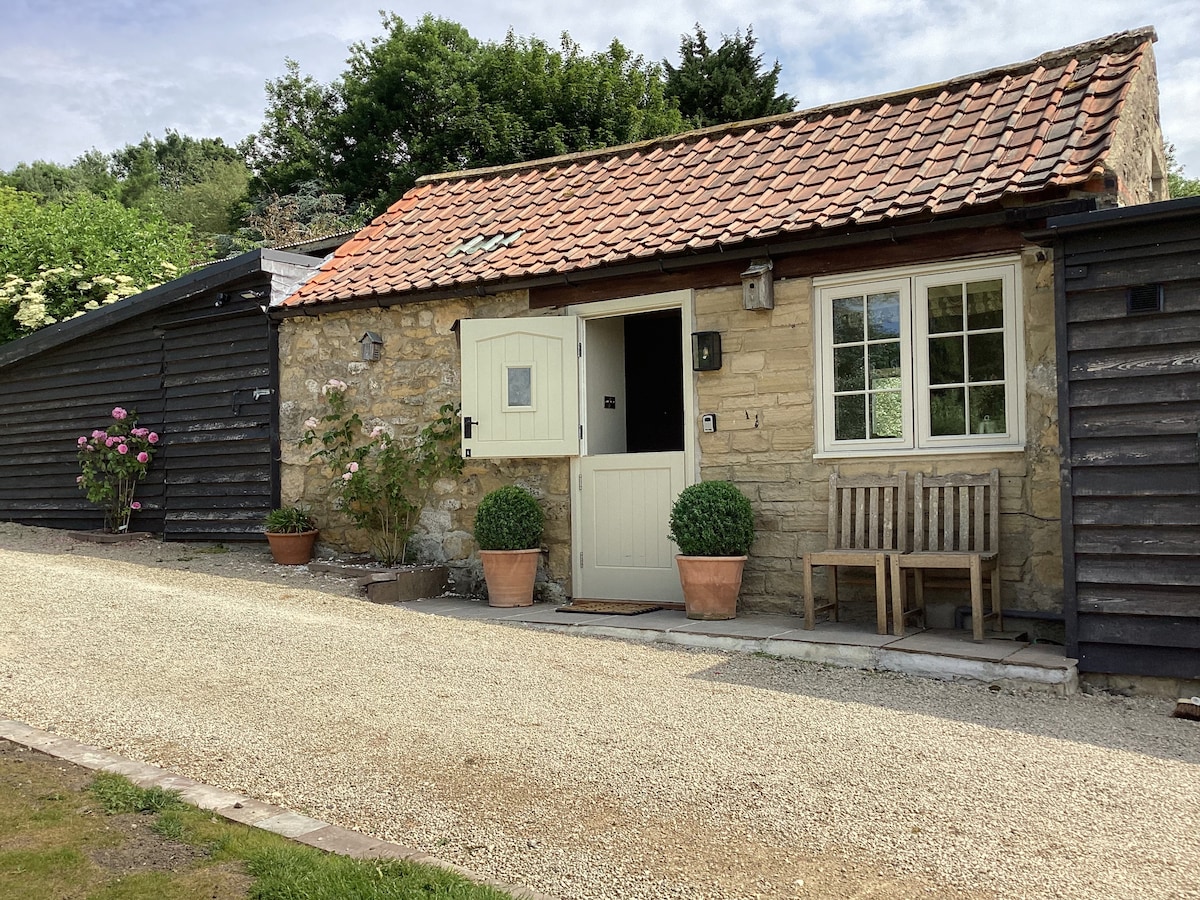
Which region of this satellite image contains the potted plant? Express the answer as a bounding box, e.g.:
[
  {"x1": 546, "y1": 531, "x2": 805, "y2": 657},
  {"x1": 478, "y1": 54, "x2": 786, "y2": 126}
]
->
[
  {"x1": 474, "y1": 485, "x2": 544, "y2": 607},
  {"x1": 668, "y1": 480, "x2": 755, "y2": 620},
  {"x1": 263, "y1": 505, "x2": 318, "y2": 565}
]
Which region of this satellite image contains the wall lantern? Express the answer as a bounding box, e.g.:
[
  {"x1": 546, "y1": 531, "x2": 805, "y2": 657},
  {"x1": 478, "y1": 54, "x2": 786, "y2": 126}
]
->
[
  {"x1": 692, "y1": 331, "x2": 722, "y2": 371},
  {"x1": 359, "y1": 331, "x2": 384, "y2": 362},
  {"x1": 741, "y1": 258, "x2": 774, "y2": 310}
]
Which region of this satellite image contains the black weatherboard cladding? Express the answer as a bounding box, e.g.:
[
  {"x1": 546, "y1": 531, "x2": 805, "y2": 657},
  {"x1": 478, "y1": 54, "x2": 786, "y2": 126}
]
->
[
  {"x1": 0, "y1": 250, "x2": 319, "y2": 540},
  {"x1": 1047, "y1": 197, "x2": 1200, "y2": 679}
]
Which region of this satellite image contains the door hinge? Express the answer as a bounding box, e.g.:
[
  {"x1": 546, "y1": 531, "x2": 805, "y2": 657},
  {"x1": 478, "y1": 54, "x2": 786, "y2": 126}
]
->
[
  {"x1": 579, "y1": 425, "x2": 583, "y2": 440},
  {"x1": 579, "y1": 550, "x2": 583, "y2": 567},
  {"x1": 578, "y1": 473, "x2": 583, "y2": 491},
  {"x1": 578, "y1": 342, "x2": 583, "y2": 358}
]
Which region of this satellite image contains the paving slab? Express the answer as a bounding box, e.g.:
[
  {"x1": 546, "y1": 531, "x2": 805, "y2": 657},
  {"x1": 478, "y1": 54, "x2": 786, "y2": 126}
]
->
[
  {"x1": 772, "y1": 626, "x2": 898, "y2": 648},
  {"x1": 888, "y1": 630, "x2": 1029, "y2": 662},
  {"x1": 1004, "y1": 644, "x2": 1076, "y2": 669},
  {"x1": 671, "y1": 614, "x2": 802, "y2": 638}
]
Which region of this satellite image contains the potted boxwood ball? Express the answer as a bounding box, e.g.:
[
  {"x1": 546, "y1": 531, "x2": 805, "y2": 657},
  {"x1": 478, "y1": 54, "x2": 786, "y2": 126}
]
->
[
  {"x1": 263, "y1": 505, "x2": 318, "y2": 565},
  {"x1": 667, "y1": 480, "x2": 755, "y2": 620},
  {"x1": 474, "y1": 485, "x2": 545, "y2": 607}
]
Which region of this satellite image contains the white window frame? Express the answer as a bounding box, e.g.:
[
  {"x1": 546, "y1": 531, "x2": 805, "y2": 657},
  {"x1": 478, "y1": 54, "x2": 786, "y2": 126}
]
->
[{"x1": 813, "y1": 256, "x2": 1025, "y2": 458}]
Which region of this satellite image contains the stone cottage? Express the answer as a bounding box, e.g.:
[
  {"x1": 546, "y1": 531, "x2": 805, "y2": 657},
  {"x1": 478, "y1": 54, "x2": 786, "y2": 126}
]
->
[{"x1": 275, "y1": 28, "x2": 1167, "y2": 624}]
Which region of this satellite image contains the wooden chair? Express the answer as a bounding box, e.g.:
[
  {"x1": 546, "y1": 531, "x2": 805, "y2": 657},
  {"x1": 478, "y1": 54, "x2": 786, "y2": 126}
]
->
[
  {"x1": 802, "y1": 471, "x2": 907, "y2": 634},
  {"x1": 890, "y1": 469, "x2": 1002, "y2": 642}
]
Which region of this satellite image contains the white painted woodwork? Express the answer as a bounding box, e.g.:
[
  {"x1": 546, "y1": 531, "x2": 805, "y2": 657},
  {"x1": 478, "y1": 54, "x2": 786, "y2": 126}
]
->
[
  {"x1": 459, "y1": 317, "x2": 580, "y2": 458},
  {"x1": 578, "y1": 451, "x2": 686, "y2": 602}
]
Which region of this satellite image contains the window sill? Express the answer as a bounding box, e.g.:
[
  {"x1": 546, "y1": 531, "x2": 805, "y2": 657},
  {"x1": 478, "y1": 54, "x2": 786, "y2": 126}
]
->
[{"x1": 813, "y1": 443, "x2": 1027, "y2": 460}]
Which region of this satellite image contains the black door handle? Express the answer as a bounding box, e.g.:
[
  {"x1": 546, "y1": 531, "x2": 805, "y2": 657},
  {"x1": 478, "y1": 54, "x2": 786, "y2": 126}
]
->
[{"x1": 464, "y1": 416, "x2": 478, "y2": 438}]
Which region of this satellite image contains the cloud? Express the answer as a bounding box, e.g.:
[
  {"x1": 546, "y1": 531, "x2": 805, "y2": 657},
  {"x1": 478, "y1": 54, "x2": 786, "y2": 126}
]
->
[{"x1": 2, "y1": 0, "x2": 1197, "y2": 175}]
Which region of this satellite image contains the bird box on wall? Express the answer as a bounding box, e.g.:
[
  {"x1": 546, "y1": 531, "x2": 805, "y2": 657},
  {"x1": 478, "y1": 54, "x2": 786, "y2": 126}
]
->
[{"x1": 741, "y1": 259, "x2": 774, "y2": 310}]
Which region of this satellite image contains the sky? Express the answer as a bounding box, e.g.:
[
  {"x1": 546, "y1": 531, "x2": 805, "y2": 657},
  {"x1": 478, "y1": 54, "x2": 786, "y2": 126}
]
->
[{"x1": 2, "y1": 0, "x2": 1198, "y2": 178}]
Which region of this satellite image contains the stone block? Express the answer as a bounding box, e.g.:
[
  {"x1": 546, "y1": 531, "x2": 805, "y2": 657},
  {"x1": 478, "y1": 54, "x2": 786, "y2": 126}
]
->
[{"x1": 362, "y1": 566, "x2": 450, "y2": 602}]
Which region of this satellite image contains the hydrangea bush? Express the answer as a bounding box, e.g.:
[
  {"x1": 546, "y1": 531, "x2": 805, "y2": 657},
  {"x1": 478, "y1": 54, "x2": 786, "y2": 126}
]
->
[
  {"x1": 301, "y1": 380, "x2": 463, "y2": 566},
  {"x1": 76, "y1": 406, "x2": 159, "y2": 533}
]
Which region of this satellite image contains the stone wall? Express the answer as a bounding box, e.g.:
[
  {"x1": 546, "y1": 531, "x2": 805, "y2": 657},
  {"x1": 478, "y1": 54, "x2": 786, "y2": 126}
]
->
[
  {"x1": 277, "y1": 291, "x2": 572, "y2": 602},
  {"x1": 691, "y1": 247, "x2": 1064, "y2": 617},
  {"x1": 1105, "y1": 43, "x2": 1169, "y2": 205},
  {"x1": 279, "y1": 248, "x2": 1064, "y2": 617}
]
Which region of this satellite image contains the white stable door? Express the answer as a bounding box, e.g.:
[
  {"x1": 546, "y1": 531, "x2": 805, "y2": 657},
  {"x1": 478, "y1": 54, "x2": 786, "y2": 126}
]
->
[{"x1": 577, "y1": 451, "x2": 686, "y2": 602}]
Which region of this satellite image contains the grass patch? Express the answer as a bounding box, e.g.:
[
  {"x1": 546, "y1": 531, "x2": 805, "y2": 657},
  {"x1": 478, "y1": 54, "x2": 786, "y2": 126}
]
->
[
  {"x1": 1, "y1": 742, "x2": 515, "y2": 900},
  {"x1": 90, "y1": 772, "x2": 186, "y2": 814}
]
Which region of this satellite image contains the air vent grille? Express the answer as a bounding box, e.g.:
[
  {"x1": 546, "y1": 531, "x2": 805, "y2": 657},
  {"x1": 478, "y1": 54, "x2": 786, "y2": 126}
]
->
[{"x1": 1127, "y1": 284, "x2": 1163, "y2": 315}]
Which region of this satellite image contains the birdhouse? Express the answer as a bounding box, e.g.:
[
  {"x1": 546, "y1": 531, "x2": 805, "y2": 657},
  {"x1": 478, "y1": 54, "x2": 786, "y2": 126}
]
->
[
  {"x1": 359, "y1": 331, "x2": 384, "y2": 362},
  {"x1": 741, "y1": 259, "x2": 774, "y2": 310}
]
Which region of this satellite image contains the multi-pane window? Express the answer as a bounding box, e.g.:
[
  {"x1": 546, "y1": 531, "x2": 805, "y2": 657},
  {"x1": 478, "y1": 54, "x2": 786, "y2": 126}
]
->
[{"x1": 816, "y1": 260, "x2": 1022, "y2": 454}]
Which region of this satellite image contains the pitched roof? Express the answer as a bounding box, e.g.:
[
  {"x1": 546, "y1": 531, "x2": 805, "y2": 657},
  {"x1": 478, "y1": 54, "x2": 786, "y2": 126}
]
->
[
  {"x1": 285, "y1": 27, "x2": 1156, "y2": 310},
  {"x1": 0, "y1": 250, "x2": 319, "y2": 372}
]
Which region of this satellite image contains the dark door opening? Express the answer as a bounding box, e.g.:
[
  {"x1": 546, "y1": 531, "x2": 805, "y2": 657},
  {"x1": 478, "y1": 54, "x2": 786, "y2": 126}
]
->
[{"x1": 624, "y1": 310, "x2": 684, "y2": 453}]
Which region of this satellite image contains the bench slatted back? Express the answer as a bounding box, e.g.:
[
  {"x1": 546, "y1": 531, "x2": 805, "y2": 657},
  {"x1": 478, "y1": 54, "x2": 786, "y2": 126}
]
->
[
  {"x1": 912, "y1": 469, "x2": 1000, "y2": 554},
  {"x1": 827, "y1": 471, "x2": 908, "y2": 552}
]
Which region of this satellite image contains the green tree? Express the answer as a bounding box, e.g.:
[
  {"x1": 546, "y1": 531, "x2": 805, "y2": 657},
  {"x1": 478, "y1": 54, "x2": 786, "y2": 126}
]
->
[
  {"x1": 244, "y1": 15, "x2": 686, "y2": 212},
  {"x1": 0, "y1": 187, "x2": 195, "y2": 342},
  {"x1": 1167, "y1": 143, "x2": 1200, "y2": 198},
  {"x1": 110, "y1": 131, "x2": 251, "y2": 234},
  {"x1": 1, "y1": 153, "x2": 118, "y2": 202},
  {"x1": 240, "y1": 59, "x2": 334, "y2": 199},
  {"x1": 664, "y1": 24, "x2": 795, "y2": 129}
]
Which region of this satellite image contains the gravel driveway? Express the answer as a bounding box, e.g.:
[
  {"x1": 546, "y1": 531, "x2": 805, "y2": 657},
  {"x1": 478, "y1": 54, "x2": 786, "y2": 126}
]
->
[{"x1": 0, "y1": 524, "x2": 1197, "y2": 900}]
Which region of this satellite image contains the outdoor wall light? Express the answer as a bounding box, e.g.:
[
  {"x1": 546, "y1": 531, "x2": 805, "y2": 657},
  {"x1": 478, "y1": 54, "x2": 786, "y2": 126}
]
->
[
  {"x1": 360, "y1": 331, "x2": 384, "y2": 362},
  {"x1": 692, "y1": 331, "x2": 722, "y2": 371},
  {"x1": 741, "y1": 258, "x2": 774, "y2": 310}
]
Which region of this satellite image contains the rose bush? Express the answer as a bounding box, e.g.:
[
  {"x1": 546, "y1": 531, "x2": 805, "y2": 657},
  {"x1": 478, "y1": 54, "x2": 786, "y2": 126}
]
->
[
  {"x1": 301, "y1": 380, "x2": 462, "y2": 566},
  {"x1": 76, "y1": 406, "x2": 159, "y2": 532}
]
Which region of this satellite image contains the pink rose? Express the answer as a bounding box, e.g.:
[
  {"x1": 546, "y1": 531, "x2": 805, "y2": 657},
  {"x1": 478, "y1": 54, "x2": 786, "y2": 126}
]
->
[
  {"x1": 77, "y1": 436, "x2": 87, "y2": 446},
  {"x1": 347, "y1": 462, "x2": 359, "y2": 473},
  {"x1": 131, "y1": 427, "x2": 148, "y2": 438},
  {"x1": 76, "y1": 475, "x2": 83, "y2": 483},
  {"x1": 92, "y1": 430, "x2": 105, "y2": 439},
  {"x1": 117, "y1": 444, "x2": 129, "y2": 455},
  {"x1": 137, "y1": 451, "x2": 149, "y2": 463},
  {"x1": 369, "y1": 425, "x2": 384, "y2": 439},
  {"x1": 304, "y1": 417, "x2": 319, "y2": 430},
  {"x1": 105, "y1": 437, "x2": 115, "y2": 447},
  {"x1": 148, "y1": 433, "x2": 159, "y2": 444},
  {"x1": 342, "y1": 472, "x2": 353, "y2": 481},
  {"x1": 111, "y1": 407, "x2": 127, "y2": 420},
  {"x1": 130, "y1": 501, "x2": 141, "y2": 510}
]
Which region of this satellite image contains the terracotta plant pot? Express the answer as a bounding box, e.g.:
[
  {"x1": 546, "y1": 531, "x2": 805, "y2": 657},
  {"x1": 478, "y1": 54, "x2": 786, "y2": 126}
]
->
[
  {"x1": 676, "y1": 555, "x2": 747, "y2": 620},
  {"x1": 265, "y1": 530, "x2": 318, "y2": 565},
  {"x1": 480, "y1": 548, "x2": 540, "y2": 607}
]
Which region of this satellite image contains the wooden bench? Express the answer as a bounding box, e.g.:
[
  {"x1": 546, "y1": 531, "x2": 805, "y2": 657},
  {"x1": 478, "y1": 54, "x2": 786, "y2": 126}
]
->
[
  {"x1": 801, "y1": 471, "x2": 907, "y2": 634},
  {"x1": 890, "y1": 469, "x2": 1002, "y2": 641}
]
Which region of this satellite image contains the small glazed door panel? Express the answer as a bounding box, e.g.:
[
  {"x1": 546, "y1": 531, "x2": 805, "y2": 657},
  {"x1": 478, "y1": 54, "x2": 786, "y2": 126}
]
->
[
  {"x1": 460, "y1": 317, "x2": 580, "y2": 458},
  {"x1": 578, "y1": 451, "x2": 685, "y2": 602}
]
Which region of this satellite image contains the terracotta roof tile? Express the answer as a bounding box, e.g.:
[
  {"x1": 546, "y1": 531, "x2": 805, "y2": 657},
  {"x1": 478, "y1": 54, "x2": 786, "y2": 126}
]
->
[{"x1": 285, "y1": 28, "x2": 1158, "y2": 309}]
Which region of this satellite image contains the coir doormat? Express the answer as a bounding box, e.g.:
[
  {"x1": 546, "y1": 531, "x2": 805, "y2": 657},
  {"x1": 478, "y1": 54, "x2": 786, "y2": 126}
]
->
[{"x1": 557, "y1": 600, "x2": 663, "y2": 615}]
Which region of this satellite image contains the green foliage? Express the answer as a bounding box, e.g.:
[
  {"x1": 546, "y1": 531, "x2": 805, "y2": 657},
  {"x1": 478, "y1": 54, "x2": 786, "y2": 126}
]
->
[
  {"x1": 664, "y1": 24, "x2": 795, "y2": 129},
  {"x1": 241, "y1": 59, "x2": 335, "y2": 199},
  {"x1": 245, "y1": 14, "x2": 686, "y2": 211},
  {"x1": 668, "y1": 480, "x2": 755, "y2": 557},
  {"x1": 89, "y1": 773, "x2": 184, "y2": 815},
  {"x1": 302, "y1": 380, "x2": 464, "y2": 565},
  {"x1": 473, "y1": 485, "x2": 545, "y2": 551},
  {"x1": 238, "y1": 180, "x2": 367, "y2": 247},
  {"x1": 76, "y1": 407, "x2": 159, "y2": 533},
  {"x1": 0, "y1": 154, "x2": 118, "y2": 202},
  {"x1": 1167, "y1": 142, "x2": 1200, "y2": 198},
  {"x1": 263, "y1": 505, "x2": 316, "y2": 534},
  {"x1": 0, "y1": 186, "x2": 193, "y2": 342}
]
